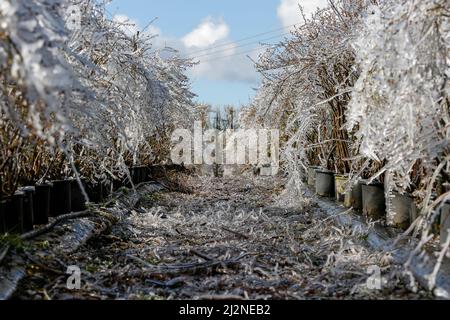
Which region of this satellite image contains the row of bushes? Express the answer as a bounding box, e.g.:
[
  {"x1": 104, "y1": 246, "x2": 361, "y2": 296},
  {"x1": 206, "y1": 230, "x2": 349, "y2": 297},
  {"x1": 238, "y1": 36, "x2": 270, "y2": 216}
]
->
[
  {"x1": 239, "y1": 0, "x2": 449, "y2": 290},
  {"x1": 0, "y1": 0, "x2": 195, "y2": 198}
]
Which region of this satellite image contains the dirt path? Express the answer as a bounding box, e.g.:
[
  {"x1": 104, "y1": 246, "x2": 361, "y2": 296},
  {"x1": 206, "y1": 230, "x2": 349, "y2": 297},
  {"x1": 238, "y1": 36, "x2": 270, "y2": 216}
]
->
[{"x1": 14, "y1": 176, "x2": 432, "y2": 300}]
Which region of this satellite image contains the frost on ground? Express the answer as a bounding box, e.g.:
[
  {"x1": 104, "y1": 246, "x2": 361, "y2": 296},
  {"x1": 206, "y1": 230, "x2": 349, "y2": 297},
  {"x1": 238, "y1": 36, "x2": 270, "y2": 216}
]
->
[{"x1": 15, "y1": 176, "x2": 434, "y2": 300}]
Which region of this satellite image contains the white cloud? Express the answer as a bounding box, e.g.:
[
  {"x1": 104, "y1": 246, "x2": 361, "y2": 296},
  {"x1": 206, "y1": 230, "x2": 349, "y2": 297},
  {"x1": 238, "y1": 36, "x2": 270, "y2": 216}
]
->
[
  {"x1": 182, "y1": 17, "x2": 229, "y2": 48},
  {"x1": 189, "y1": 49, "x2": 261, "y2": 83},
  {"x1": 112, "y1": 14, "x2": 259, "y2": 84},
  {"x1": 180, "y1": 17, "x2": 262, "y2": 83},
  {"x1": 277, "y1": 0, "x2": 328, "y2": 28}
]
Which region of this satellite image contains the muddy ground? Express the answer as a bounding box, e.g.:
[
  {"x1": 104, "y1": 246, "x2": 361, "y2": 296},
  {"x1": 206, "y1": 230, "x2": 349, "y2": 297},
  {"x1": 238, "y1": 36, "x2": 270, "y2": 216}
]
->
[{"x1": 11, "y1": 175, "x2": 434, "y2": 300}]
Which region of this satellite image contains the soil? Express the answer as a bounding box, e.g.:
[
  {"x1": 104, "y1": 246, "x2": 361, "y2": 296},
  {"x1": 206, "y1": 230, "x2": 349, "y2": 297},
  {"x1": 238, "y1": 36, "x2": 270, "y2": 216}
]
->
[{"x1": 12, "y1": 175, "x2": 434, "y2": 300}]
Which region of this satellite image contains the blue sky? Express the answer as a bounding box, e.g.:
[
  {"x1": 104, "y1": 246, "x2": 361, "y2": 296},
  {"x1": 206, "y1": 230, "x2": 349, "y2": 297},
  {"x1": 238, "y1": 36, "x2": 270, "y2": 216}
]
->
[{"x1": 107, "y1": 0, "x2": 327, "y2": 107}]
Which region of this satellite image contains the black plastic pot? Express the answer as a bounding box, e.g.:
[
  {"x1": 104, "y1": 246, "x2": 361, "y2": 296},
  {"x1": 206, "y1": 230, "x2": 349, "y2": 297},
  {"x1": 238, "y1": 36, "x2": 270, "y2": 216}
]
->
[
  {"x1": 102, "y1": 180, "x2": 112, "y2": 198},
  {"x1": 120, "y1": 168, "x2": 134, "y2": 187},
  {"x1": 131, "y1": 167, "x2": 141, "y2": 184},
  {"x1": 308, "y1": 166, "x2": 321, "y2": 188},
  {"x1": 34, "y1": 183, "x2": 52, "y2": 225},
  {"x1": 112, "y1": 178, "x2": 123, "y2": 191},
  {"x1": 2, "y1": 196, "x2": 18, "y2": 233},
  {"x1": 140, "y1": 166, "x2": 149, "y2": 183},
  {"x1": 11, "y1": 192, "x2": 25, "y2": 233},
  {"x1": 344, "y1": 180, "x2": 363, "y2": 211},
  {"x1": 315, "y1": 170, "x2": 335, "y2": 198},
  {"x1": 71, "y1": 179, "x2": 87, "y2": 212},
  {"x1": 388, "y1": 192, "x2": 417, "y2": 230},
  {"x1": 440, "y1": 202, "x2": 450, "y2": 246},
  {"x1": 0, "y1": 197, "x2": 9, "y2": 234},
  {"x1": 21, "y1": 187, "x2": 35, "y2": 232},
  {"x1": 50, "y1": 180, "x2": 72, "y2": 217},
  {"x1": 139, "y1": 166, "x2": 147, "y2": 183},
  {"x1": 362, "y1": 182, "x2": 386, "y2": 220},
  {"x1": 87, "y1": 182, "x2": 104, "y2": 204},
  {"x1": 149, "y1": 165, "x2": 166, "y2": 180}
]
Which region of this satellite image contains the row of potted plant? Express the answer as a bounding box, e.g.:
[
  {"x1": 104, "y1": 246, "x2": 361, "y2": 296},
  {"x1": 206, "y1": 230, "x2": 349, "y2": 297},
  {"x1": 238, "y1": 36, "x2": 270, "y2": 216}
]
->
[
  {"x1": 307, "y1": 167, "x2": 450, "y2": 245},
  {"x1": 0, "y1": 166, "x2": 151, "y2": 236}
]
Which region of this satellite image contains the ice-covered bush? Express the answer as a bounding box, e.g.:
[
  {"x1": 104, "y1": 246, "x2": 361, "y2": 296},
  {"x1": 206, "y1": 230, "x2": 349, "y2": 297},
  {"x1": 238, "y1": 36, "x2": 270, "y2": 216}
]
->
[
  {"x1": 0, "y1": 0, "x2": 76, "y2": 142},
  {"x1": 241, "y1": 0, "x2": 370, "y2": 192},
  {"x1": 0, "y1": 0, "x2": 196, "y2": 195},
  {"x1": 346, "y1": 0, "x2": 449, "y2": 290},
  {"x1": 346, "y1": 0, "x2": 449, "y2": 226},
  {"x1": 347, "y1": 0, "x2": 449, "y2": 192},
  {"x1": 0, "y1": 0, "x2": 77, "y2": 194},
  {"x1": 63, "y1": 1, "x2": 195, "y2": 182},
  {"x1": 242, "y1": 0, "x2": 449, "y2": 291}
]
